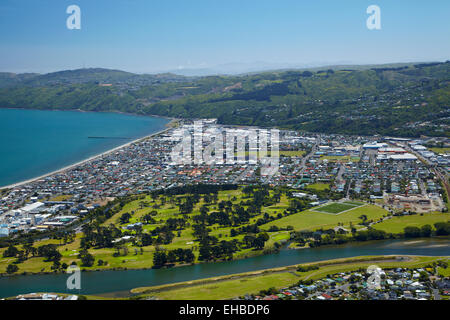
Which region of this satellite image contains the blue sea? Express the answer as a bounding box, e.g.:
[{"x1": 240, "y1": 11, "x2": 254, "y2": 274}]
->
[{"x1": 0, "y1": 109, "x2": 169, "y2": 187}]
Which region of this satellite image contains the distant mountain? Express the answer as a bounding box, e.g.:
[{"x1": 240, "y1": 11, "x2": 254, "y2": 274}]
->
[
  {"x1": 20, "y1": 68, "x2": 138, "y2": 86},
  {"x1": 0, "y1": 68, "x2": 191, "y2": 88},
  {"x1": 168, "y1": 61, "x2": 431, "y2": 76},
  {"x1": 0, "y1": 61, "x2": 448, "y2": 137},
  {"x1": 0, "y1": 72, "x2": 39, "y2": 88}
]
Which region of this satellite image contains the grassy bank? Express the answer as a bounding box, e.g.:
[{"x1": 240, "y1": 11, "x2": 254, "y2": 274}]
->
[
  {"x1": 130, "y1": 255, "x2": 449, "y2": 300},
  {"x1": 373, "y1": 213, "x2": 450, "y2": 233}
]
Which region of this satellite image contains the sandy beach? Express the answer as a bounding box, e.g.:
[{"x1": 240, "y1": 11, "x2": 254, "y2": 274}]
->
[{"x1": 0, "y1": 118, "x2": 178, "y2": 190}]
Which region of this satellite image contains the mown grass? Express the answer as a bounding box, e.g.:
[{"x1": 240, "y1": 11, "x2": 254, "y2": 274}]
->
[
  {"x1": 305, "y1": 183, "x2": 330, "y2": 191},
  {"x1": 314, "y1": 202, "x2": 362, "y2": 214},
  {"x1": 373, "y1": 213, "x2": 450, "y2": 234},
  {"x1": 430, "y1": 147, "x2": 450, "y2": 155},
  {"x1": 261, "y1": 204, "x2": 386, "y2": 232}
]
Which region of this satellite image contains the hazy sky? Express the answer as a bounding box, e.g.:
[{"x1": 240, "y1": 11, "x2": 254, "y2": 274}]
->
[{"x1": 0, "y1": 0, "x2": 449, "y2": 73}]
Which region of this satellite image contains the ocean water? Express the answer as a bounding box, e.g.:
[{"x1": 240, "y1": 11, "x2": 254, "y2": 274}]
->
[{"x1": 0, "y1": 109, "x2": 169, "y2": 187}]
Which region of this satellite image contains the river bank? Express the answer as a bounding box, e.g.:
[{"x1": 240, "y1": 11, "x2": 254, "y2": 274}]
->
[
  {"x1": 4, "y1": 254, "x2": 446, "y2": 300},
  {"x1": 0, "y1": 237, "x2": 448, "y2": 299},
  {"x1": 129, "y1": 255, "x2": 449, "y2": 300},
  {"x1": 130, "y1": 255, "x2": 410, "y2": 295},
  {"x1": 1, "y1": 236, "x2": 448, "y2": 278}
]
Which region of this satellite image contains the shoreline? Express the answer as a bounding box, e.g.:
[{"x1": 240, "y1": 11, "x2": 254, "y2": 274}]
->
[{"x1": 0, "y1": 116, "x2": 178, "y2": 190}]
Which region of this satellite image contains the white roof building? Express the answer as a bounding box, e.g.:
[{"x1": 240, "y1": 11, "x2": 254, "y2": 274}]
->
[{"x1": 20, "y1": 202, "x2": 45, "y2": 214}]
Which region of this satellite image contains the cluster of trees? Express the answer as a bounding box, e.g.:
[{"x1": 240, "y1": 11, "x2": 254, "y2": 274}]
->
[
  {"x1": 296, "y1": 265, "x2": 320, "y2": 272},
  {"x1": 242, "y1": 233, "x2": 270, "y2": 250},
  {"x1": 291, "y1": 220, "x2": 450, "y2": 249},
  {"x1": 3, "y1": 241, "x2": 63, "y2": 265},
  {"x1": 80, "y1": 224, "x2": 123, "y2": 249},
  {"x1": 152, "y1": 184, "x2": 237, "y2": 197},
  {"x1": 152, "y1": 248, "x2": 195, "y2": 268},
  {"x1": 290, "y1": 227, "x2": 390, "y2": 248},
  {"x1": 198, "y1": 239, "x2": 240, "y2": 261},
  {"x1": 404, "y1": 222, "x2": 450, "y2": 238},
  {"x1": 78, "y1": 249, "x2": 95, "y2": 267}
]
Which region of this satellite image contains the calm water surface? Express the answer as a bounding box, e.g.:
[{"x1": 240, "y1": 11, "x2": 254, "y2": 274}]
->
[{"x1": 0, "y1": 109, "x2": 169, "y2": 187}]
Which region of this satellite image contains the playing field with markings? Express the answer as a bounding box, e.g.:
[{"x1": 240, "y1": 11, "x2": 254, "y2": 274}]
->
[{"x1": 313, "y1": 201, "x2": 365, "y2": 214}]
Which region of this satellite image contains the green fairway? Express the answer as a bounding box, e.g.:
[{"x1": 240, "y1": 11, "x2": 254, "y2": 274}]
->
[{"x1": 373, "y1": 213, "x2": 450, "y2": 233}]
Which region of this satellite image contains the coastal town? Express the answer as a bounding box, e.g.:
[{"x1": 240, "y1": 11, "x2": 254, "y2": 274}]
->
[
  {"x1": 0, "y1": 119, "x2": 449, "y2": 238},
  {"x1": 0, "y1": 0, "x2": 449, "y2": 311}
]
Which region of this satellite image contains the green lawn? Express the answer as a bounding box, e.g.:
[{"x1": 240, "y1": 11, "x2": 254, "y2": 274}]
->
[
  {"x1": 373, "y1": 213, "x2": 450, "y2": 233},
  {"x1": 279, "y1": 150, "x2": 307, "y2": 157},
  {"x1": 438, "y1": 266, "x2": 450, "y2": 277},
  {"x1": 430, "y1": 147, "x2": 450, "y2": 155},
  {"x1": 305, "y1": 183, "x2": 330, "y2": 191},
  {"x1": 321, "y1": 156, "x2": 360, "y2": 162},
  {"x1": 146, "y1": 272, "x2": 301, "y2": 300},
  {"x1": 314, "y1": 202, "x2": 362, "y2": 214},
  {"x1": 262, "y1": 204, "x2": 386, "y2": 232}
]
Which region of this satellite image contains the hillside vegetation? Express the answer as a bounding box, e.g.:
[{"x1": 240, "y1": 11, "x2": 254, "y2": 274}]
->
[{"x1": 0, "y1": 62, "x2": 449, "y2": 137}]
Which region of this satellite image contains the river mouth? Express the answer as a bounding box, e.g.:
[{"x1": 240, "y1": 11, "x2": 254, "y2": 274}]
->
[{"x1": 0, "y1": 237, "x2": 448, "y2": 299}]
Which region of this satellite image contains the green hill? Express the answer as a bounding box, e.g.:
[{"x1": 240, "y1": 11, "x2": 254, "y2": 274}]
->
[{"x1": 0, "y1": 61, "x2": 448, "y2": 137}]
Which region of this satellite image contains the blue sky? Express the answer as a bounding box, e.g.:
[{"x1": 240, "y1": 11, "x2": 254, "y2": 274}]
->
[{"x1": 0, "y1": 0, "x2": 449, "y2": 73}]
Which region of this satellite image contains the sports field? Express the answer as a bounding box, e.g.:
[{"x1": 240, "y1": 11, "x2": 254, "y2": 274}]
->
[
  {"x1": 313, "y1": 201, "x2": 364, "y2": 214},
  {"x1": 262, "y1": 204, "x2": 385, "y2": 232}
]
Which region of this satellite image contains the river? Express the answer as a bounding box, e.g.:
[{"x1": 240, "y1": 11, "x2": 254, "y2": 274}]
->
[{"x1": 0, "y1": 237, "x2": 448, "y2": 298}]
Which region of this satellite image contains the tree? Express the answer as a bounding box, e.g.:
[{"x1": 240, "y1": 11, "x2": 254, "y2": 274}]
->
[
  {"x1": 6, "y1": 264, "x2": 19, "y2": 274},
  {"x1": 434, "y1": 222, "x2": 450, "y2": 236},
  {"x1": 119, "y1": 212, "x2": 132, "y2": 224},
  {"x1": 78, "y1": 249, "x2": 95, "y2": 267},
  {"x1": 252, "y1": 233, "x2": 269, "y2": 250},
  {"x1": 167, "y1": 251, "x2": 177, "y2": 263},
  {"x1": 404, "y1": 226, "x2": 421, "y2": 238},
  {"x1": 3, "y1": 245, "x2": 19, "y2": 258},
  {"x1": 37, "y1": 244, "x2": 62, "y2": 262},
  {"x1": 420, "y1": 224, "x2": 432, "y2": 237},
  {"x1": 184, "y1": 249, "x2": 195, "y2": 263},
  {"x1": 141, "y1": 233, "x2": 153, "y2": 246},
  {"x1": 153, "y1": 250, "x2": 167, "y2": 268},
  {"x1": 23, "y1": 242, "x2": 35, "y2": 259},
  {"x1": 198, "y1": 244, "x2": 212, "y2": 261}
]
